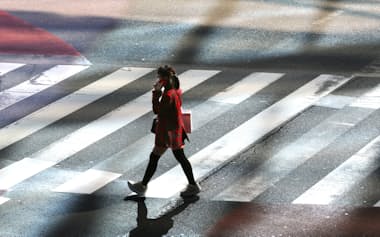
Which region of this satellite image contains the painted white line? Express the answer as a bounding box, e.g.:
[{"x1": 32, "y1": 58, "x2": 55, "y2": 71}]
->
[
  {"x1": 0, "y1": 158, "x2": 55, "y2": 190},
  {"x1": 143, "y1": 74, "x2": 352, "y2": 198},
  {"x1": 315, "y1": 94, "x2": 355, "y2": 109},
  {"x1": 214, "y1": 83, "x2": 380, "y2": 202},
  {"x1": 0, "y1": 67, "x2": 154, "y2": 151},
  {"x1": 293, "y1": 135, "x2": 380, "y2": 205},
  {"x1": 351, "y1": 84, "x2": 380, "y2": 109},
  {"x1": 0, "y1": 62, "x2": 24, "y2": 76},
  {"x1": 0, "y1": 70, "x2": 219, "y2": 191},
  {"x1": 53, "y1": 169, "x2": 121, "y2": 194},
  {"x1": 0, "y1": 196, "x2": 10, "y2": 205},
  {"x1": 53, "y1": 72, "x2": 283, "y2": 193},
  {"x1": 0, "y1": 65, "x2": 88, "y2": 111},
  {"x1": 209, "y1": 72, "x2": 283, "y2": 104}
]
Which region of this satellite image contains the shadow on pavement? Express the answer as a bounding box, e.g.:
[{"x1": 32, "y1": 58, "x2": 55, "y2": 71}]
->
[
  {"x1": 40, "y1": 194, "x2": 119, "y2": 237},
  {"x1": 207, "y1": 202, "x2": 380, "y2": 237},
  {"x1": 124, "y1": 195, "x2": 199, "y2": 237},
  {"x1": 172, "y1": 0, "x2": 237, "y2": 63}
]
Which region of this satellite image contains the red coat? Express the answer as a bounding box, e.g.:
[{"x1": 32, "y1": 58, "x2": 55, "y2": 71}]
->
[{"x1": 152, "y1": 88, "x2": 189, "y2": 149}]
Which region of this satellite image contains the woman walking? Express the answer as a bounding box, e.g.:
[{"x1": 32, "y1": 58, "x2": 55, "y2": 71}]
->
[{"x1": 128, "y1": 65, "x2": 201, "y2": 197}]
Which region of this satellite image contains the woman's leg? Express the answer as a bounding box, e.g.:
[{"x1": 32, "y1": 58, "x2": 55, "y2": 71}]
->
[
  {"x1": 172, "y1": 148, "x2": 196, "y2": 185},
  {"x1": 141, "y1": 146, "x2": 167, "y2": 186}
]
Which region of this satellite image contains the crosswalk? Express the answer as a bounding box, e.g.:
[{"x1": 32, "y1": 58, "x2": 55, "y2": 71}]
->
[
  {"x1": 53, "y1": 72, "x2": 284, "y2": 194},
  {"x1": 293, "y1": 133, "x2": 380, "y2": 205},
  {"x1": 215, "y1": 83, "x2": 380, "y2": 202},
  {"x1": 0, "y1": 65, "x2": 88, "y2": 111},
  {"x1": 1, "y1": 62, "x2": 380, "y2": 209}
]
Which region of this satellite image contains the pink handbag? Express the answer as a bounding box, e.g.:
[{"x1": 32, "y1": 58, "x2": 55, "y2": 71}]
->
[{"x1": 182, "y1": 111, "x2": 192, "y2": 133}]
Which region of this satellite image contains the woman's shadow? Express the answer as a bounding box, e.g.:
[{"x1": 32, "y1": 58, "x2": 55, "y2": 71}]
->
[{"x1": 125, "y1": 195, "x2": 199, "y2": 237}]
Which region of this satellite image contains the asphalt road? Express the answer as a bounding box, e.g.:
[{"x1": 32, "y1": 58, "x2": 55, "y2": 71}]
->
[
  {"x1": 1, "y1": 1, "x2": 380, "y2": 236},
  {"x1": 3, "y1": 0, "x2": 380, "y2": 72}
]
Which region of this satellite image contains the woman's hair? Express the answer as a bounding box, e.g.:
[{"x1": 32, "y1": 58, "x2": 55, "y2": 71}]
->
[
  {"x1": 157, "y1": 65, "x2": 175, "y2": 79},
  {"x1": 157, "y1": 65, "x2": 180, "y2": 89},
  {"x1": 172, "y1": 75, "x2": 180, "y2": 90}
]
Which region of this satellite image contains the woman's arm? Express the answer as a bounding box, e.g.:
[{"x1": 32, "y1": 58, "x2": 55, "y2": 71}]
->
[
  {"x1": 158, "y1": 92, "x2": 174, "y2": 117},
  {"x1": 152, "y1": 90, "x2": 175, "y2": 118},
  {"x1": 152, "y1": 90, "x2": 162, "y2": 114},
  {"x1": 160, "y1": 92, "x2": 178, "y2": 130}
]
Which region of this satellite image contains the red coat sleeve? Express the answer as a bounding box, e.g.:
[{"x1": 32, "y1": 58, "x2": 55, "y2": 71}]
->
[{"x1": 176, "y1": 89, "x2": 183, "y2": 107}]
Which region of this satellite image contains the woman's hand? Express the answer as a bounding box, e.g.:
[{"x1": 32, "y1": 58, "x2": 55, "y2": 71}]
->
[{"x1": 153, "y1": 80, "x2": 163, "y2": 91}]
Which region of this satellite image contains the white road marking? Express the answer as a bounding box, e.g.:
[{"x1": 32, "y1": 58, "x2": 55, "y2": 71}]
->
[
  {"x1": 143, "y1": 74, "x2": 352, "y2": 198},
  {"x1": 0, "y1": 65, "x2": 88, "y2": 111},
  {"x1": 0, "y1": 67, "x2": 154, "y2": 151},
  {"x1": 0, "y1": 158, "x2": 55, "y2": 190},
  {"x1": 53, "y1": 72, "x2": 284, "y2": 193},
  {"x1": 351, "y1": 84, "x2": 380, "y2": 109},
  {"x1": 0, "y1": 196, "x2": 10, "y2": 205},
  {"x1": 53, "y1": 169, "x2": 121, "y2": 194},
  {"x1": 315, "y1": 94, "x2": 355, "y2": 109},
  {"x1": 209, "y1": 72, "x2": 283, "y2": 104},
  {"x1": 293, "y1": 135, "x2": 380, "y2": 205},
  {"x1": 0, "y1": 62, "x2": 24, "y2": 76}
]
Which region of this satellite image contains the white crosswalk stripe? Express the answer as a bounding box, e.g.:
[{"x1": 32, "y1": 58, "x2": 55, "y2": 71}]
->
[
  {"x1": 0, "y1": 62, "x2": 24, "y2": 76},
  {"x1": 0, "y1": 65, "x2": 88, "y2": 111},
  {"x1": 207, "y1": 72, "x2": 283, "y2": 105},
  {"x1": 0, "y1": 196, "x2": 9, "y2": 205},
  {"x1": 351, "y1": 84, "x2": 380, "y2": 109},
  {"x1": 53, "y1": 72, "x2": 284, "y2": 194},
  {"x1": 0, "y1": 67, "x2": 153, "y2": 151},
  {"x1": 314, "y1": 94, "x2": 355, "y2": 109},
  {"x1": 52, "y1": 169, "x2": 121, "y2": 194},
  {"x1": 0, "y1": 69, "x2": 218, "y2": 201},
  {"x1": 0, "y1": 158, "x2": 54, "y2": 190}
]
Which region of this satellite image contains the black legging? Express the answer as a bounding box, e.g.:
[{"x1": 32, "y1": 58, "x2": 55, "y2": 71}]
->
[{"x1": 142, "y1": 149, "x2": 196, "y2": 186}]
